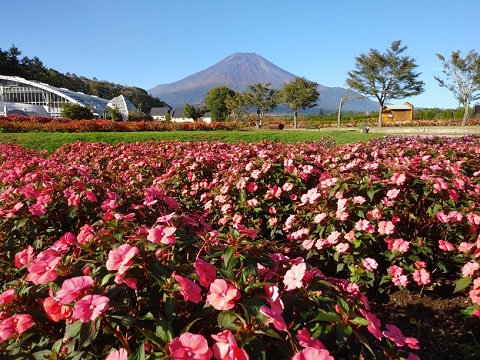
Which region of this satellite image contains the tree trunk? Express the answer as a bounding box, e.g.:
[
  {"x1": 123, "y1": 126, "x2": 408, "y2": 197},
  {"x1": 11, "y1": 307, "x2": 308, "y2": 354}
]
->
[
  {"x1": 378, "y1": 103, "x2": 383, "y2": 127},
  {"x1": 293, "y1": 110, "x2": 298, "y2": 129},
  {"x1": 462, "y1": 100, "x2": 469, "y2": 126},
  {"x1": 337, "y1": 99, "x2": 343, "y2": 127}
]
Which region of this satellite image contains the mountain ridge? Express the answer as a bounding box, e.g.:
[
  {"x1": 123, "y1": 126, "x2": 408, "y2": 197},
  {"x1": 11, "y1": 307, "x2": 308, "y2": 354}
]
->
[{"x1": 148, "y1": 53, "x2": 377, "y2": 113}]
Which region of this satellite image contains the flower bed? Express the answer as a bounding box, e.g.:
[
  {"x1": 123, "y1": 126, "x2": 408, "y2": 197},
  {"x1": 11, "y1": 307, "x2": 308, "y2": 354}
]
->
[{"x1": 1, "y1": 136, "x2": 480, "y2": 359}]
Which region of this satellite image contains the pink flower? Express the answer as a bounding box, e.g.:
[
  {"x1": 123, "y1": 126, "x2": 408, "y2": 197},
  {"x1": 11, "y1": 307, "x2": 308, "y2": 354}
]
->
[
  {"x1": 105, "y1": 348, "x2": 128, "y2": 360},
  {"x1": 175, "y1": 275, "x2": 202, "y2": 303},
  {"x1": 233, "y1": 223, "x2": 259, "y2": 239},
  {"x1": 43, "y1": 295, "x2": 72, "y2": 322},
  {"x1": 413, "y1": 269, "x2": 431, "y2": 285},
  {"x1": 292, "y1": 348, "x2": 334, "y2": 360},
  {"x1": 106, "y1": 244, "x2": 139, "y2": 274},
  {"x1": 391, "y1": 172, "x2": 406, "y2": 185},
  {"x1": 391, "y1": 238, "x2": 410, "y2": 253},
  {"x1": 169, "y1": 332, "x2": 213, "y2": 360},
  {"x1": 77, "y1": 224, "x2": 95, "y2": 244},
  {"x1": 296, "y1": 328, "x2": 326, "y2": 349},
  {"x1": 147, "y1": 225, "x2": 177, "y2": 244},
  {"x1": 355, "y1": 219, "x2": 375, "y2": 233},
  {"x1": 55, "y1": 276, "x2": 94, "y2": 304},
  {"x1": 0, "y1": 289, "x2": 15, "y2": 306},
  {"x1": 362, "y1": 258, "x2": 378, "y2": 272},
  {"x1": 377, "y1": 221, "x2": 395, "y2": 235},
  {"x1": 383, "y1": 324, "x2": 420, "y2": 349},
  {"x1": 264, "y1": 285, "x2": 284, "y2": 314},
  {"x1": 211, "y1": 330, "x2": 249, "y2": 360},
  {"x1": 438, "y1": 240, "x2": 454, "y2": 252},
  {"x1": 462, "y1": 261, "x2": 479, "y2": 277},
  {"x1": 29, "y1": 203, "x2": 46, "y2": 216},
  {"x1": 283, "y1": 263, "x2": 306, "y2": 291},
  {"x1": 259, "y1": 305, "x2": 287, "y2": 332},
  {"x1": 25, "y1": 253, "x2": 61, "y2": 285},
  {"x1": 14, "y1": 245, "x2": 34, "y2": 268},
  {"x1": 206, "y1": 279, "x2": 241, "y2": 310},
  {"x1": 0, "y1": 314, "x2": 34, "y2": 341},
  {"x1": 335, "y1": 243, "x2": 349, "y2": 253},
  {"x1": 194, "y1": 258, "x2": 217, "y2": 288},
  {"x1": 72, "y1": 294, "x2": 109, "y2": 322},
  {"x1": 359, "y1": 309, "x2": 382, "y2": 340},
  {"x1": 313, "y1": 213, "x2": 327, "y2": 224}
]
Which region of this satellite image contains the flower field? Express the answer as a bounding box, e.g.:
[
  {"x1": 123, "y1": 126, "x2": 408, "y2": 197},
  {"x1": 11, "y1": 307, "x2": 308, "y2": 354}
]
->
[{"x1": 1, "y1": 135, "x2": 480, "y2": 359}]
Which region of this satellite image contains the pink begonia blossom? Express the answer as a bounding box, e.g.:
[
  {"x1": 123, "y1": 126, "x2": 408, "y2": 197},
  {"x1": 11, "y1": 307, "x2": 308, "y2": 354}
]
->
[
  {"x1": 438, "y1": 240, "x2": 455, "y2": 252},
  {"x1": 55, "y1": 276, "x2": 94, "y2": 304},
  {"x1": 292, "y1": 347, "x2": 334, "y2": 360},
  {"x1": 169, "y1": 332, "x2": 213, "y2": 360},
  {"x1": 355, "y1": 219, "x2": 375, "y2": 233},
  {"x1": 26, "y1": 253, "x2": 61, "y2": 285},
  {"x1": 467, "y1": 212, "x2": 480, "y2": 225},
  {"x1": 335, "y1": 243, "x2": 350, "y2": 253},
  {"x1": 469, "y1": 278, "x2": 480, "y2": 305},
  {"x1": 458, "y1": 242, "x2": 475, "y2": 253},
  {"x1": 359, "y1": 309, "x2": 383, "y2": 340},
  {"x1": 245, "y1": 182, "x2": 258, "y2": 193},
  {"x1": 344, "y1": 230, "x2": 355, "y2": 242},
  {"x1": 282, "y1": 182, "x2": 294, "y2": 191},
  {"x1": 352, "y1": 196, "x2": 366, "y2": 204},
  {"x1": 206, "y1": 279, "x2": 241, "y2": 310},
  {"x1": 14, "y1": 245, "x2": 35, "y2": 268},
  {"x1": 0, "y1": 314, "x2": 34, "y2": 341},
  {"x1": 259, "y1": 305, "x2": 287, "y2": 332},
  {"x1": 105, "y1": 348, "x2": 128, "y2": 360},
  {"x1": 43, "y1": 294, "x2": 72, "y2": 322},
  {"x1": 386, "y1": 188, "x2": 401, "y2": 199},
  {"x1": 377, "y1": 221, "x2": 395, "y2": 235},
  {"x1": 234, "y1": 223, "x2": 259, "y2": 239},
  {"x1": 147, "y1": 225, "x2": 177, "y2": 244},
  {"x1": 0, "y1": 289, "x2": 15, "y2": 306},
  {"x1": 211, "y1": 330, "x2": 249, "y2": 360},
  {"x1": 462, "y1": 261, "x2": 480, "y2": 277},
  {"x1": 114, "y1": 272, "x2": 138, "y2": 289},
  {"x1": 194, "y1": 258, "x2": 217, "y2": 288},
  {"x1": 296, "y1": 327, "x2": 326, "y2": 349},
  {"x1": 175, "y1": 275, "x2": 202, "y2": 303},
  {"x1": 264, "y1": 285, "x2": 284, "y2": 314},
  {"x1": 362, "y1": 258, "x2": 378, "y2": 272},
  {"x1": 29, "y1": 203, "x2": 46, "y2": 216},
  {"x1": 77, "y1": 224, "x2": 95, "y2": 244},
  {"x1": 383, "y1": 324, "x2": 420, "y2": 349},
  {"x1": 326, "y1": 231, "x2": 341, "y2": 245},
  {"x1": 390, "y1": 238, "x2": 410, "y2": 253},
  {"x1": 391, "y1": 172, "x2": 406, "y2": 185},
  {"x1": 72, "y1": 294, "x2": 109, "y2": 323},
  {"x1": 413, "y1": 269, "x2": 431, "y2": 286},
  {"x1": 313, "y1": 213, "x2": 327, "y2": 224},
  {"x1": 283, "y1": 263, "x2": 306, "y2": 291},
  {"x1": 106, "y1": 244, "x2": 139, "y2": 274}
]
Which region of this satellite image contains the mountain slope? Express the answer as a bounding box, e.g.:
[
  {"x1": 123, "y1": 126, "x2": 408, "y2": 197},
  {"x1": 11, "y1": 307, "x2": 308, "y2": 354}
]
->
[{"x1": 148, "y1": 53, "x2": 377, "y2": 113}]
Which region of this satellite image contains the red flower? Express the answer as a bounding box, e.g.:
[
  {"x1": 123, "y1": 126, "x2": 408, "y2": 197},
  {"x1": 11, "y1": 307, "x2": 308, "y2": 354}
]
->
[
  {"x1": 72, "y1": 294, "x2": 109, "y2": 323},
  {"x1": 175, "y1": 275, "x2": 202, "y2": 303}
]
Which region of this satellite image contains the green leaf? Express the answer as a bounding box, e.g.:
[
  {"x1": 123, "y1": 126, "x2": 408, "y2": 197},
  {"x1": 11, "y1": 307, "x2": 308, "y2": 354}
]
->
[
  {"x1": 155, "y1": 318, "x2": 174, "y2": 343},
  {"x1": 108, "y1": 315, "x2": 136, "y2": 327},
  {"x1": 164, "y1": 295, "x2": 176, "y2": 320},
  {"x1": 132, "y1": 342, "x2": 146, "y2": 360},
  {"x1": 312, "y1": 311, "x2": 341, "y2": 322},
  {"x1": 351, "y1": 316, "x2": 370, "y2": 326},
  {"x1": 454, "y1": 276, "x2": 472, "y2": 293},
  {"x1": 217, "y1": 310, "x2": 242, "y2": 331},
  {"x1": 336, "y1": 263, "x2": 344, "y2": 273},
  {"x1": 337, "y1": 296, "x2": 350, "y2": 314},
  {"x1": 222, "y1": 246, "x2": 237, "y2": 269}
]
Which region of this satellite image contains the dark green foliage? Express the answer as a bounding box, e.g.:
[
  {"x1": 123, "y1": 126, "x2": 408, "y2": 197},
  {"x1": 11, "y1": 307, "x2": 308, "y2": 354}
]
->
[{"x1": 61, "y1": 103, "x2": 94, "y2": 120}]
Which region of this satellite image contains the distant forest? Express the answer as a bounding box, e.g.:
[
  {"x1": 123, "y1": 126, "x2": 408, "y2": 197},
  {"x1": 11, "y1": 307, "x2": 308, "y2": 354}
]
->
[{"x1": 0, "y1": 45, "x2": 168, "y2": 113}]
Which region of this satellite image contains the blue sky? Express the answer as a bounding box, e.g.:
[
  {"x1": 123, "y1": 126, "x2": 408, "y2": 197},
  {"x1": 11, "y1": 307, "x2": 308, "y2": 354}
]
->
[{"x1": 2, "y1": 0, "x2": 478, "y2": 109}]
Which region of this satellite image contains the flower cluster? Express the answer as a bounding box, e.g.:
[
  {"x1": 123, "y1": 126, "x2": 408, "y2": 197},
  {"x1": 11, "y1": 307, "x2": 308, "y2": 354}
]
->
[{"x1": 2, "y1": 135, "x2": 480, "y2": 358}]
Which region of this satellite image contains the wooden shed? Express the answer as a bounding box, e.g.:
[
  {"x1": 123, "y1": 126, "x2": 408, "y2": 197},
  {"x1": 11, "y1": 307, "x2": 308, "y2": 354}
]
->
[{"x1": 382, "y1": 102, "x2": 414, "y2": 122}]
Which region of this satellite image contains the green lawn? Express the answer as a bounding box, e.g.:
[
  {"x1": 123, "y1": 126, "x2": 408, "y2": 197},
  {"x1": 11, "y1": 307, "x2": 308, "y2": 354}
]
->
[{"x1": 0, "y1": 130, "x2": 383, "y2": 153}]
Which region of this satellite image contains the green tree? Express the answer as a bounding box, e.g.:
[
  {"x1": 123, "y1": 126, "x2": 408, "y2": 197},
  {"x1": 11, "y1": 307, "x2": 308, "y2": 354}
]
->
[
  {"x1": 244, "y1": 83, "x2": 280, "y2": 127},
  {"x1": 435, "y1": 50, "x2": 480, "y2": 126},
  {"x1": 183, "y1": 103, "x2": 207, "y2": 122},
  {"x1": 204, "y1": 86, "x2": 235, "y2": 121},
  {"x1": 225, "y1": 92, "x2": 249, "y2": 122},
  {"x1": 104, "y1": 107, "x2": 123, "y2": 121},
  {"x1": 346, "y1": 40, "x2": 424, "y2": 127},
  {"x1": 61, "y1": 103, "x2": 94, "y2": 120},
  {"x1": 281, "y1": 77, "x2": 319, "y2": 129}
]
